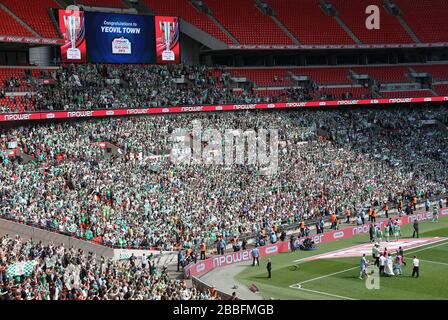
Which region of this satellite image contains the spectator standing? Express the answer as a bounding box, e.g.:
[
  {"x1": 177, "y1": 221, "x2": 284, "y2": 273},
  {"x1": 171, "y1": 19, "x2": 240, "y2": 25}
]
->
[
  {"x1": 412, "y1": 256, "x2": 420, "y2": 278},
  {"x1": 141, "y1": 253, "x2": 148, "y2": 269},
  {"x1": 177, "y1": 249, "x2": 184, "y2": 272},
  {"x1": 412, "y1": 220, "x2": 419, "y2": 238},
  {"x1": 266, "y1": 259, "x2": 272, "y2": 279},
  {"x1": 252, "y1": 246, "x2": 260, "y2": 266},
  {"x1": 200, "y1": 242, "x2": 206, "y2": 260}
]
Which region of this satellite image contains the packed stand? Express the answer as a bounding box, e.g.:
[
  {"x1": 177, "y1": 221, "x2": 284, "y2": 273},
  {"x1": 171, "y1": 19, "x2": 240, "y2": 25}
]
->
[
  {"x1": 1, "y1": 64, "x2": 378, "y2": 114},
  {"x1": 0, "y1": 235, "x2": 217, "y2": 300},
  {"x1": 1, "y1": 106, "x2": 447, "y2": 251}
]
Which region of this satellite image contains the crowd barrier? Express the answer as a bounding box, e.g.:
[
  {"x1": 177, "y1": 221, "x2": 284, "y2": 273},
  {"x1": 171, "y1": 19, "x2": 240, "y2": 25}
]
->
[
  {"x1": 184, "y1": 208, "x2": 447, "y2": 278},
  {"x1": 2, "y1": 96, "x2": 448, "y2": 122},
  {"x1": 441, "y1": 208, "x2": 448, "y2": 216}
]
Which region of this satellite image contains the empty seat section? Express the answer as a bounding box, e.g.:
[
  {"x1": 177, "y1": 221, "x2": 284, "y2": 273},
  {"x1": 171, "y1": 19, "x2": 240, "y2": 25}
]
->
[
  {"x1": 144, "y1": 0, "x2": 232, "y2": 44},
  {"x1": 265, "y1": 0, "x2": 354, "y2": 45},
  {"x1": 227, "y1": 69, "x2": 293, "y2": 86},
  {"x1": 295, "y1": 67, "x2": 352, "y2": 84},
  {"x1": 78, "y1": 0, "x2": 127, "y2": 8},
  {"x1": 205, "y1": 0, "x2": 294, "y2": 45},
  {"x1": 411, "y1": 65, "x2": 448, "y2": 81},
  {"x1": 394, "y1": 0, "x2": 448, "y2": 43},
  {"x1": 330, "y1": 0, "x2": 413, "y2": 44},
  {"x1": 352, "y1": 66, "x2": 411, "y2": 83},
  {"x1": 2, "y1": 0, "x2": 60, "y2": 38},
  {"x1": 319, "y1": 86, "x2": 372, "y2": 99},
  {"x1": 380, "y1": 90, "x2": 435, "y2": 98},
  {"x1": 433, "y1": 84, "x2": 448, "y2": 95},
  {"x1": 0, "y1": 8, "x2": 35, "y2": 37}
]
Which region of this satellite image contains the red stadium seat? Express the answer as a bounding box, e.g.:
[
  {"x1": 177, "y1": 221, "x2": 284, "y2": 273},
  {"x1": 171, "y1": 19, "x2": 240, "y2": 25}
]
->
[
  {"x1": 380, "y1": 90, "x2": 435, "y2": 98},
  {"x1": 226, "y1": 68, "x2": 294, "y2": 87},
  {"x1": 204, "y1": 0, "x2": 294, "y2": 45},
  {"x1": 144, "y1": 0, "x2": 233, "y2": 44},
  {"x1": 411, "y1": 65, "x2": 448, "y2": 82},
  {"x1": 433, "y1": 84, "x2": 448, "y2": 96},
  {"x1": 330, "y1": 0, "x2": 413, "y2": 44},
  {"x1": 0, "y1": 8, "x2": 35, "y2": 37},
  {"x1": 78, "y1": 0, "x2": 127, "y2": 8},
  {"x1": 319, "y1": 86, "x2": 372, "y2": 99},
  {"x1": 294, "y1": 67, "x2": 353, "y2": 85},
  {"x1": 265, "y1": 0, "x2": 354, "y2": 45},
  {"x1": 351, "y1": 66, "x2": 412, "y2": 83},
  {"x1": 394, "y1": 0, "x2": 448, "y2": 43},
  {"x1": 1, "y1": 0, "x2": 61, "y2": 39},
  {"x1": 226, "y1": 67, "x2": 354, "y2": 86}
]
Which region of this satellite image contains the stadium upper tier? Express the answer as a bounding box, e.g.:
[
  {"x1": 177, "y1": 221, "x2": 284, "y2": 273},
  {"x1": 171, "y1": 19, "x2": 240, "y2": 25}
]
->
[
  {"x1": 1, "y1": 0, "x2": 448, "y2": 45},
  {"x1": 77, "y1": 0, "x2": 128, "y2": 8},
  {"x1": 0, "y1": 8, "x2": 35, "y2": 38},
  {"x1": 1, "y1": 0, "x2": 61, "y2": 39},
  {"x1": 329, "y1": 0, "x2": 414, "y2": 44},
  {"x1": 394, "y1": 0, "x2": 448, "y2": 43},
  {"x1": 143, "y1": 0, "x2": 233, "y2": 44}
]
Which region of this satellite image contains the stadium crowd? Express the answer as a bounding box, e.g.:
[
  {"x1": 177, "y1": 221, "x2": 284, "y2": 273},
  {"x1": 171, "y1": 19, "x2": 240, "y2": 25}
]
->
[
  {"x1": 0, "y1": 64, "x2": 374, "y2": 113},
  {"x1": 0, "y1": 235, "x2": 216, "y2": 300},
  {"x1": 1, "y1": 106, "x2": 447, "y2": 251}
]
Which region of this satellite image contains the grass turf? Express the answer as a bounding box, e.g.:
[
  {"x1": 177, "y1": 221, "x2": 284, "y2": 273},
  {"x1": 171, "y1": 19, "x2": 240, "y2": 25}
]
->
[{"x1": 235, "y1": 216, "x2": 448, "y2": 300}]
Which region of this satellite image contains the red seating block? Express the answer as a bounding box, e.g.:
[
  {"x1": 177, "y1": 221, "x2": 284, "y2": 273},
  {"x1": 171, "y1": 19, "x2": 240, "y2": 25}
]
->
[
  {"x1": 394, "y1": 0, "x2": 448, "y2": 43},
  {"x1": 205, "y1": 0, "x2": 294, "y2": 45},
  {"x1": 330, "y1": 0, "x2": 413, "y2": 44},
  {"x1": 265, "y1": 0, "x2": 354, "y2": 45},
  {"x1": 78, "y1": 0, "x2": 127, "y2": 8},
  {"x1": 2, "y1": 0, "x2": 61, "y2": 38},
  {"x1": 351, "y1": 66, "x2": 411, "y2": 83},
  {"x1": 380, "y1": 90, "x2": 435, "y2": 98},
  {"x1": 144, "y1": 0, "x2": 233, "y2": 44},
  {"x1": 0, "y1": 8, "x2": 34, "y2": 37}
]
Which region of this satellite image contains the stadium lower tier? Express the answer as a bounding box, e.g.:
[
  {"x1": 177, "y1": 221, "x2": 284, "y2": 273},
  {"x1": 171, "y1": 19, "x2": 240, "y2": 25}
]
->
[{"x1": 1, "y1": 107, "x2": 447, "y2": 250}]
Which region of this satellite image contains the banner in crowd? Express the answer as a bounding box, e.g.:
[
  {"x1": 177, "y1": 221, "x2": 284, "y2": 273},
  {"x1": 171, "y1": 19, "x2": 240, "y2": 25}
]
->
[
  {"x1": 155, "y1": 16, "x2": 181, "y2": 64},
  {"x1": 6, "y1": 260, "x2": 36, "y2": 278},
  {"x1": 58, "y1": 8, "x2": 87, "y2": 63},
  {"x1": 184, "y1": 211, "x2": 437, "y2": 279},
  {"x1": 440, "y1": 208, "x2": 448, "y2": 216},
  {"x1": 1, "y1": 95, "x2": 448, "y2": 123}
]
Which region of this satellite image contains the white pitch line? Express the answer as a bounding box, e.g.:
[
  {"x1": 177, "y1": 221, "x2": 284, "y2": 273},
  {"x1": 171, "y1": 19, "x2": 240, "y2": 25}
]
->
[
  {"x1": 288, "y1": 238, "x2": 448, "y2": 299},
  {"x1": 298, "y1": 266, "x2": 359, "y2": 285},
  {"x1": 297, "y1": 239, "x2": 448, "y2": 285},
  {"x1": 289, "y1": 283, "x2": 356, "y2": 300},
  {"x1": 293, "y1": 238, "x2": 448, "y2": 264},
  {"x1": 402, "y1": 239, "x2": 448, "y2": 255},
  {"x1": 404, "y1": 258, "x2": 448, "y2": 266}
]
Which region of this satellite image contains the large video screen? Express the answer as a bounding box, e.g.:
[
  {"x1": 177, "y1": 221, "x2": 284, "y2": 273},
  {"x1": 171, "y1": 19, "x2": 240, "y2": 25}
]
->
[
  {"x1": 58, "y1": 9, "x2": 180, "y2": 64},
  {"x1": 85, "y1": 12, "x2": 155, "y2": 64}
]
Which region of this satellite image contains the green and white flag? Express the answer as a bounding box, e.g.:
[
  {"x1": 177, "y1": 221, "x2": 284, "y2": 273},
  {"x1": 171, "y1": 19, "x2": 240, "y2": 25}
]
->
[{"x1": 6, "y1": 260, "x2": 36, "y2": 279}]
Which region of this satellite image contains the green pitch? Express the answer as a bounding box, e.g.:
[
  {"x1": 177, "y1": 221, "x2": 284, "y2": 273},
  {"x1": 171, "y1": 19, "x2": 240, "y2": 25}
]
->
[{"x1": 236, "y1": 217, "x2": 448, "y2": 300}]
